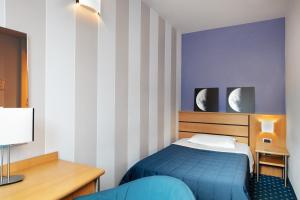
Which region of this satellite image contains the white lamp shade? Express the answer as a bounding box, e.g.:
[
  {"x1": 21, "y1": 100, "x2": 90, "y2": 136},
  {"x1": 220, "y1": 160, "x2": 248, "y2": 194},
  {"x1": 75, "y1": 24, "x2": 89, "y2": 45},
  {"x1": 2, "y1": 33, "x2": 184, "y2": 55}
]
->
[
  {"x1": 0, "y1": 108, "x2": 34, "y2": 145},
  {"x1": 261, "y1": 120, "x2": 275, "y2": 133},
  {"x1": 76, "y1": 0, "x2": 101, "y2": 14}
]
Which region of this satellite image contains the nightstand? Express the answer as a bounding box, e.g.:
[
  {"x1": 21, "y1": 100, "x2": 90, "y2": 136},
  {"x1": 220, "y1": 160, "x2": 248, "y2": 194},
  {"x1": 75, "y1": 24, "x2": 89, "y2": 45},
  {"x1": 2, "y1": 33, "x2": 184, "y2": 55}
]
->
[{"x1": 256, "y1": 143, "x2": 289, "y2": 187}]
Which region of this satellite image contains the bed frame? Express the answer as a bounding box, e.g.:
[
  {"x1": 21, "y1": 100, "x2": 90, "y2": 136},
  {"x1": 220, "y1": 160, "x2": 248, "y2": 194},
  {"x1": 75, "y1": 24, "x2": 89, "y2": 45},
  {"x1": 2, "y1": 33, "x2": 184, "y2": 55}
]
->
[{"x1": 178, "y1": 111, "x2": 287, "y2": 178}]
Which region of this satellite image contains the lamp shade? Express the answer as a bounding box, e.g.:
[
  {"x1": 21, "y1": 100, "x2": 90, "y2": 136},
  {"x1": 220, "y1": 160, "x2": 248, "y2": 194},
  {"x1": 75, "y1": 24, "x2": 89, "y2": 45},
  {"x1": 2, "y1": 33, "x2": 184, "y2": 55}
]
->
[
  {"x1": 76, "y1": 0, "x2": 101, "y2": 14},
  {"x1": 261, "y1": 120, "x2": 275, "y2": 133},
  {"x1": 0, "y1": 108, "x2": 34, "y2": 145}
]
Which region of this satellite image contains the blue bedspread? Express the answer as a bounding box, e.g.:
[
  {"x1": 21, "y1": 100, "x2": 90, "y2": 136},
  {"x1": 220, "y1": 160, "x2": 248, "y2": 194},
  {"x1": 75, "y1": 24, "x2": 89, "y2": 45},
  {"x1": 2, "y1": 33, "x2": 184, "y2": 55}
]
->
[
  {"x1": 121, "y1": 144, "x2": 250, "y2": 200},
  {"x1": 76, "y1": 176, "x2": 195, "y2": 200}
]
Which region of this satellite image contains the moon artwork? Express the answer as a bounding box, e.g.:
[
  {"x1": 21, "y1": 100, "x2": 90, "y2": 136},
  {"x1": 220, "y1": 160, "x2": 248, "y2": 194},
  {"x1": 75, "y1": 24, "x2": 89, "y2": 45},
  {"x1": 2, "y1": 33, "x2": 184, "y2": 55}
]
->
[
  {"x1": 196, "y1": 89, "x2": 208, "y2": 111},
  {"x1": 228, "y1": 88, "x2": 242, "y2": 112},
  {"x1": 194, "y1": 88, "x2": 219, "y2": 112},
  {"x1": 226, "y1": 87, "x2": 255, "y2": 113}
]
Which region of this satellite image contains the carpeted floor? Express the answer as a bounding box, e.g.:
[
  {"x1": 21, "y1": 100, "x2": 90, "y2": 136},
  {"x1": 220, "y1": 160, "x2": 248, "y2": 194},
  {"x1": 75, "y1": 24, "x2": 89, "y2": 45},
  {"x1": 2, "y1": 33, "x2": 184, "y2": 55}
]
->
[{"x1": 249, "y1": 175, "x2": 297, "y2": 200}]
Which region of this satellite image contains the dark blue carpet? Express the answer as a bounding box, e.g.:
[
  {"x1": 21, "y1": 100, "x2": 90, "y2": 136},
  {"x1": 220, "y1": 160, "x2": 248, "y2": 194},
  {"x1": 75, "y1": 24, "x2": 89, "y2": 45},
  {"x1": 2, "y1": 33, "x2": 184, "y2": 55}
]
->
[{"x1": 250, "y1": 175, "x2": 297, "y2": 200}]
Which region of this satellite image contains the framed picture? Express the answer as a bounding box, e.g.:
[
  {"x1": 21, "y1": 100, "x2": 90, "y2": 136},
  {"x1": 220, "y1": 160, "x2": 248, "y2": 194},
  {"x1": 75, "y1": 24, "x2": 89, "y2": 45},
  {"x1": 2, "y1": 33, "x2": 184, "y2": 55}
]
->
[
  {"x1": 194, "y1": 88, "x2": 219, "y2": 112},
  {"x1": 226, "y1": 87, "x2": 255, "y2": 113}
]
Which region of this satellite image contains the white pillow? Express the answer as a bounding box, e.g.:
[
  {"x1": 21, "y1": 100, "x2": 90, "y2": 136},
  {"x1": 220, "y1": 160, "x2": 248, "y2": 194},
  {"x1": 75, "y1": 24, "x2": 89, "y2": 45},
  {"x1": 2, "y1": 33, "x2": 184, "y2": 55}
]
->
[{"x1": 187, "y1": 134, "x2": 236, "y2": 149}]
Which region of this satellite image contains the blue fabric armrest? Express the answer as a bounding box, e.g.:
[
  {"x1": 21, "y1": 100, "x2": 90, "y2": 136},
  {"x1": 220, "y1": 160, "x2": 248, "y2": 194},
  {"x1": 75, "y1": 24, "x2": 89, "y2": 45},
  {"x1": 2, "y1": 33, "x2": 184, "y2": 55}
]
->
[{"x1": 76, "y1": 176, "x2": 195, "y2": 200}]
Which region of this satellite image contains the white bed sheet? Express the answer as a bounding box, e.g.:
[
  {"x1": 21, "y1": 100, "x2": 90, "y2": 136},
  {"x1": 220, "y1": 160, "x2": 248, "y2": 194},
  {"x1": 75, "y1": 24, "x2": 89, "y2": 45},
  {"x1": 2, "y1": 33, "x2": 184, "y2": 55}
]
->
[{"x1": 173, "y1": 138, "x2": 254, "y2": 173}]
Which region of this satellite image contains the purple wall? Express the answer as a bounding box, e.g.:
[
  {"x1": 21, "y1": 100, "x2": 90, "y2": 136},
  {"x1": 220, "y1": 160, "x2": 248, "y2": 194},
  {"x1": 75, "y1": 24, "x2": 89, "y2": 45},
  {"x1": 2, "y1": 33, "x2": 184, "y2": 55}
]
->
[{"x1": 181, "y1": 18, "x2": 285, "y2": 114}]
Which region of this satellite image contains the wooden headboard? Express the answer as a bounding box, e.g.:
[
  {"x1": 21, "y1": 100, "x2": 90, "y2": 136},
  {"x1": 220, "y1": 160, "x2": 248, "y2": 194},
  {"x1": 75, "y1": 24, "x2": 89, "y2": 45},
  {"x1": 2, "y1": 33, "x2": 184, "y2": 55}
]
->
[{"x1": 179, "y1": 112, "x2": 250, "y2": 145}]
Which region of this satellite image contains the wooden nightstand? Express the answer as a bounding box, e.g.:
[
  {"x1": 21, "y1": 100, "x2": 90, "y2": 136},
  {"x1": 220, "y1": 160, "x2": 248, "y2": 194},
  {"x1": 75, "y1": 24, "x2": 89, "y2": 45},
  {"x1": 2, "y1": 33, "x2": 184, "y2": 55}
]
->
[
  {"x1": 256, "y1": 143, "x2": 289, "y2": 187},
  {"x1": 0, "y1": 152, "x2": 105, "y2": 200}
]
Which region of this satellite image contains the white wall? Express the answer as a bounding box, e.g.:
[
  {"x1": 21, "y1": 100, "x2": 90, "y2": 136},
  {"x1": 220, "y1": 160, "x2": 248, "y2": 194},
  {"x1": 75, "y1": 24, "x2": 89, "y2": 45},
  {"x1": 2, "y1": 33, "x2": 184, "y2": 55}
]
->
[
  {"x1": 0, "y1": 0, "x2": 5, "y2": 26},
  {"x1": 127, "y1": 0, "x2": 141, "y2": 169},
  {"x1": 97, "y1": 0, "x2": 117, "y2": 188},
  {"x1": 114, "y1": 0, "x2": 129, "y2": 185},
  {"x1": 45, "y1": 0, "x2": 76, "y2": 162},
  {"x1": 45, "y1": 0, "x2": 99, "y2": 165},
  {"x1": 75, "y1": 4, "x2": 98, "y2": 166},
  {"x1": 5, "y1": 0, "x2": 46, "y2": 161},
  {"x1": 286, "y1": 0, "x2": 300, "y2": 198},
  {"x1": 0, "y1": 0, "x2": 99, "y2": 164}
]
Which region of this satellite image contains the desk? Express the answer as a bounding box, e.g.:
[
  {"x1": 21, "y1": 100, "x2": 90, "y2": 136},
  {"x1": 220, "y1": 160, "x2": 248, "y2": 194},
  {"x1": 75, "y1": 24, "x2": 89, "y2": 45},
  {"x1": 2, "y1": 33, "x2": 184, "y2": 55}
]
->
[{"x1": 0, "y1": 152, "x2": 105, "y2": 200}]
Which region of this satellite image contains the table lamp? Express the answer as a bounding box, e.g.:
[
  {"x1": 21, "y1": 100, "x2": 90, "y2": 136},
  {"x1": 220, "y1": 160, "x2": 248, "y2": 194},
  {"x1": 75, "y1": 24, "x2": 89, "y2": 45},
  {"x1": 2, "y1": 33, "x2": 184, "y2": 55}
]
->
[{"x1": 0, "y1": 108, "x2": 34, "y2": 186}]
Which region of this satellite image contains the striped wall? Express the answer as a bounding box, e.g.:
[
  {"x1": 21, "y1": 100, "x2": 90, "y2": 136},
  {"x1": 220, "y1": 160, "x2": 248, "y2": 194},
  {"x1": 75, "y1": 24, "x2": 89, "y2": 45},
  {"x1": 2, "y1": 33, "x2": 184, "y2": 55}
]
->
[
  {"x1": 97, "y1": 0, "x2": 117, "y2": 188},
  {"x1": 148, "y1": 8, "x2": 159, "y2": 156},
  {"x1": 140, "y1": 1, "x2": 150, "y2": 159},
  {"x1": 157, "y1": 17, "x2": 165, "y2": 150},
  {"x1": 75, "y1": 4, "x2": 98, "y2": 166},
  {"x1": 128, "y1": 0, "x2": 141, "y2": 168},
  {"x1": 0, "y1": 0, "x2": 180, "y2": 189},
  {"x1": 97, "y1": 0, "x2": 181, "y2": 189},
  {"x1": 0, "y1": 0, "x2": 5, "y2": 26},
  {"x1": 164, "y1": 22, "x2": 172, "y2": 147},
  {"x1": 171, "y1": 28, "x2": 178, "y2": 142}
]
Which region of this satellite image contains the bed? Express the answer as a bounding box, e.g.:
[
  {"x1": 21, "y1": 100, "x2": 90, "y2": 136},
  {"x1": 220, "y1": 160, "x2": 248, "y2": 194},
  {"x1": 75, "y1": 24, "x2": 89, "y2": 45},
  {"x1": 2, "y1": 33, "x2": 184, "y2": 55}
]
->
[{"x1": 121, "y1": 112, "x2": 255, "y2": 200}]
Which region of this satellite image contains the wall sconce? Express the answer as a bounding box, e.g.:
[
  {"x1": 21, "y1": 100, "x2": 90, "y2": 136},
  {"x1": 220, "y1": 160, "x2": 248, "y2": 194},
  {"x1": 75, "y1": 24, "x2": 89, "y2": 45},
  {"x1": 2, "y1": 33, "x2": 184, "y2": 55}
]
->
[
  {"x1": 260, "y1": 119, "x2": 276, "y2": 144},
  {"x1": 76, "y1": 0, "x2": 101, "y2": 15},
  {"x1": 261, "y1": 120, "x2": 275, "y2": 133}
]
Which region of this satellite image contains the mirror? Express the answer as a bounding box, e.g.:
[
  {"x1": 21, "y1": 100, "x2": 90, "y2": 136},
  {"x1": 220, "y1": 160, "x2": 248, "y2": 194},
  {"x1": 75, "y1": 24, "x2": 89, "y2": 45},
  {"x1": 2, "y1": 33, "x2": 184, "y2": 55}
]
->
[{"x1": 0, "y1": 26, "x2": 28, "y2": 108}]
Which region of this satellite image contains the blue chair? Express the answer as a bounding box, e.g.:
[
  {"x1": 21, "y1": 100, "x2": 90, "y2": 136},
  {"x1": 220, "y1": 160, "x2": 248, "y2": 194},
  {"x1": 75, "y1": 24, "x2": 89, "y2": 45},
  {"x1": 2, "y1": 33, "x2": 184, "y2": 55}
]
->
[{"x1": 76, "y1": 176, "x2": 195, "y2": 200}]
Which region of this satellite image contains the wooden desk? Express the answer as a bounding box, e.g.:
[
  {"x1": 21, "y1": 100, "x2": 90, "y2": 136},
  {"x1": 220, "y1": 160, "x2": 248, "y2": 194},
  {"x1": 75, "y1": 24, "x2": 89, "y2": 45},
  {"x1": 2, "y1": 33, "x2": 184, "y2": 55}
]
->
[
  {"x1": 0, "y1": 152, "x2": 105, "y2": 200},
  {"x1": 256, "y1": 142, "x2": 289, "y2": 187}
]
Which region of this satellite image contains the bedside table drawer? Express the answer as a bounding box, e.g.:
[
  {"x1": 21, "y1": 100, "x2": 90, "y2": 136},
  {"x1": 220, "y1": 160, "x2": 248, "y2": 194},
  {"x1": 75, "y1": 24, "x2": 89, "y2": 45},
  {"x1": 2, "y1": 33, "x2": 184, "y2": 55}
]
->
[{"x1": 259, "y1": 155, "x2": 284, "y2": 168}]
